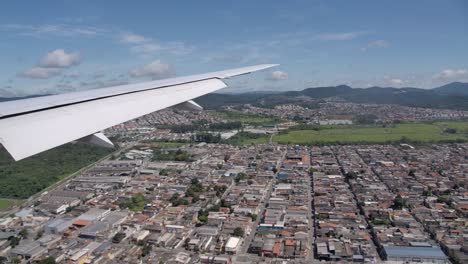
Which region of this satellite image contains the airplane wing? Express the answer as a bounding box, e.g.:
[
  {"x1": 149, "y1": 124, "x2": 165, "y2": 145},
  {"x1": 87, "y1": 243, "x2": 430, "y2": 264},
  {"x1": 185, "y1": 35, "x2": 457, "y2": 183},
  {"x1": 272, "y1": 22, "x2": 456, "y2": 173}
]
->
[{"x1": 0, "y1": 64, "x2": 278, "y2": 161}]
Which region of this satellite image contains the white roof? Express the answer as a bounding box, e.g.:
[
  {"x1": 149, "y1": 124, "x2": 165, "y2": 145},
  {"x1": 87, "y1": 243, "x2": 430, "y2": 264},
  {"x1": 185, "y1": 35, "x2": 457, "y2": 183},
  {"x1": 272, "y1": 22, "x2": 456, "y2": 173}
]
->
[{"x1": 225, "y1": 237, "x2": 241, "y2": 249}]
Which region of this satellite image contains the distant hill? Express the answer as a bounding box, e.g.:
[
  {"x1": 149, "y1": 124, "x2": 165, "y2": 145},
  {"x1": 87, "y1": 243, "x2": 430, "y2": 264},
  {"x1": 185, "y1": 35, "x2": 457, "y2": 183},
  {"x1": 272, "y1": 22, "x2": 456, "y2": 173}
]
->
[
  {"x1": 196, "y1": 82, "x2": 468, "y2": 110},
  {"x1": 285, "y1": 85, "x2": 353, "y2": 98},
  {"x1": 1, "y1": 82, "x2": 467, "y2": 110},
  {"x1": 432, "y1": 82, "x2": 468, "y2": 96}
]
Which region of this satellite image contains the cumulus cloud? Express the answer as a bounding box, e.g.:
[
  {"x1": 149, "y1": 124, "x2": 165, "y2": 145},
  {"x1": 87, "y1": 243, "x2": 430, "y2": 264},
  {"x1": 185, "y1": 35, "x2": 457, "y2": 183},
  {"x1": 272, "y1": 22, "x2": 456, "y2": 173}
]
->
[
  {"x1": 39, "y1": 49, "x2": 81, "y2": 68},
  {"x1": 267, "y1": 70, "x2": 288, "y2": 81},
  {"x1": 19, "y1": 49, "x2": 81, "y2": 79},
  {"x1": 433, "y1": 68, "x2": 468, "y2": 81},
  {"x1": 361, "y1": 40, "x2": 391, "y2": 51},
  {"x1": 316, "y1": 31, "x2": 366, "y2": 41},
  {"x1": 130, "y1": 60, "x2": 175, "y2": 79},
  {"x1": 20, "y1": 67, "x2": 62, "y2": 79}
]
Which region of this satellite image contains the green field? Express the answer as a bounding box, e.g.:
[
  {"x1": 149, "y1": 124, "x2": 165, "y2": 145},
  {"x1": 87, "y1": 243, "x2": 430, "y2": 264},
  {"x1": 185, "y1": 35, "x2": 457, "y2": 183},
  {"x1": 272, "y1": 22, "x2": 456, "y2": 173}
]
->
[
  {"x1": 273, "y1": 122, "x2": 468, "y2": 144},
  {"x1": 223, "y1": 132, "x2": 270, "y2": 145},
  {"x1": 212, "y1": 110, "x2": 278, "y2": 125},
  {"x1": 0, "y1": 144, "x2": 113, "y2": 199},
  {"x1": 0, "y1": 198, "x2": 20, "y2": 211}
]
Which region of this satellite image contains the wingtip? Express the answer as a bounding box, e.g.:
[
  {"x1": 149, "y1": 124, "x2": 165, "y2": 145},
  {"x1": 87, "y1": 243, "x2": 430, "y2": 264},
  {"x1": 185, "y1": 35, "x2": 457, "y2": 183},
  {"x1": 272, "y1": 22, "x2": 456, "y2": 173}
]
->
[{"x1": 258, "y1": 63, "x2": 280, "y2": 69}]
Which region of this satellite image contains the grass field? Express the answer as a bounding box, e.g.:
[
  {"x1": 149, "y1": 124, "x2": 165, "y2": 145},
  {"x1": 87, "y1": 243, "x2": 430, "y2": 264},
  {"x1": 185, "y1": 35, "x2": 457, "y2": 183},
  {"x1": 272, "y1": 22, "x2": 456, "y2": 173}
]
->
[
  {"x1": 273, "y1": 122, "x2": 468, "y2": 144},
  {"x1": 212, "y1": 110, "x2": 278, "y2": 125},
  {"x1": 224, "y1": 132, "x2": 271, "y2": 145},
  {"x1": 0, "y1": 198, "x2": 20, "y2": 211}
]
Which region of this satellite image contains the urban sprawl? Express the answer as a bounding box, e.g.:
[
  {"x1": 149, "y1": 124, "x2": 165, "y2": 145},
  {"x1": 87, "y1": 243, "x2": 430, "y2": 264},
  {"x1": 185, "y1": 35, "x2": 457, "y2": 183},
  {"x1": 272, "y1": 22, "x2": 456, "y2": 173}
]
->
[{"x1": 0, "y1": 101, "x2": 467, "y2": 264}]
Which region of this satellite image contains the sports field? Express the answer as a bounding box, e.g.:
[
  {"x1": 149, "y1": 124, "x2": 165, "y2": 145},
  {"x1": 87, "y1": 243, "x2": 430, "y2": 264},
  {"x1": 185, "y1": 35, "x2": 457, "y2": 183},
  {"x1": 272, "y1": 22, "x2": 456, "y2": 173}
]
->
[{"x1": 273, "y1": 122, "x2": 468, "y2": 144}]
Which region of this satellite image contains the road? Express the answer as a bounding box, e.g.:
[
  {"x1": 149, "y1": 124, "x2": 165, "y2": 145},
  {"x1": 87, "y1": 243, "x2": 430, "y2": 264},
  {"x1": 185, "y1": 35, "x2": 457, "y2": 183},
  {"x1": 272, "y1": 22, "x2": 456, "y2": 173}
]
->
[
  {"x1": 239, "y1": 179, "x2": 274, "y2": 254},
  {"x1": 305, "y1": 146, "x2": 315, "y2": 261},
  {"x1": 239, "y1": 148, "x2": 285, "y2": 254}
]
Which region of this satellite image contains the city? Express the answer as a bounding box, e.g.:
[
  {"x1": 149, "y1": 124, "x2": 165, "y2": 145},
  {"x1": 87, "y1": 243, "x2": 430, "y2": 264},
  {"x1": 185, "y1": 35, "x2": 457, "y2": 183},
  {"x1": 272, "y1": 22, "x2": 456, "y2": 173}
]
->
[
  {"x1": 0, "y1": 104, "x2": 466, "y2": 263},
  {"x1": 0, "y1": 1, "x2": 468, "y2": 264}
]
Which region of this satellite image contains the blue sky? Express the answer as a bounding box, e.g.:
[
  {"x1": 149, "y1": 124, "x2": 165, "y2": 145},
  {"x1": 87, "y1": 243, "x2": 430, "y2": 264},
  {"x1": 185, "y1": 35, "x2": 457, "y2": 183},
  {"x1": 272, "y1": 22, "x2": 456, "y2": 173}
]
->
[{"x1": 1, "y1": 0, "x2": 467, "y2": 96}]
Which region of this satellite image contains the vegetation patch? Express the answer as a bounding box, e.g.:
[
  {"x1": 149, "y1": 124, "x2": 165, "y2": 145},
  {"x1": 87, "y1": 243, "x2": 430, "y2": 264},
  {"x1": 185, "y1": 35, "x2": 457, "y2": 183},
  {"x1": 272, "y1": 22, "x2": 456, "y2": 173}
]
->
[
  {"x1": 273, "y1": 122, "x2": 468, "y2": 145},
  {"x1": 213, "y1": 110, "x2": 279, "y2": 125},
  {"x1": 224, "y1": 132, "x2": 270, "y2": 145},
  {"x1": 120, "y1": 194, "x2": 148, "y2": 211},
  {"x1": 152, "y1": 149, "x2": 191, "y2": 161},
  {"x1": 0, "y1": 144, "x2": 113, "y2": 199},
  {"x1": 0, "y1": 198, "x2": 20, "y2": 211}
]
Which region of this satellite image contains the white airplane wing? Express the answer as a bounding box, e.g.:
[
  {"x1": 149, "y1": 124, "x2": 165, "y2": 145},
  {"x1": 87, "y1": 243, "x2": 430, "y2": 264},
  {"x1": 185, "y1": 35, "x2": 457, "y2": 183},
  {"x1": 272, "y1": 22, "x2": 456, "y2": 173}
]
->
[{"x1": 0, "y1": 64, "x2": 278, "y2": 161}]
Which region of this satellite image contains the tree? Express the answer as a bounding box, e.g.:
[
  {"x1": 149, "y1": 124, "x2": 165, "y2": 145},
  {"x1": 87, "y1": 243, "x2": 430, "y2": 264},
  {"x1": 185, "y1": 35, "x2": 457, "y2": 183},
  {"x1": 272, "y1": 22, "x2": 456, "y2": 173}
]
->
[
  {"x1": 392, "y1": 195, "x2": 406, "y2": 210},
  {"x1": 233, "y1": 227, "x2": 244, "y2": 237},
  {"x1": 121, "y1": 193, "x2": 148, "y2": 211},
  {"x1": 38, "y1": 257, "x2": 56, "y2": 264},
  {"x1": 345, "y1": 171, "x2": 357, "y2": 179},
  {"x1": 19, "y1": 228, "x2": 29, "y2": 239},
  {"x1": 444, "y1": 128, "x2": 457, "y2": 134},
  {"x1": 235, "y1": 172, "x2": 247, "y2": 183},
  {"x1": 35, "y1": 229, "x2": 44, "y2": 240},
  {"x1": 10, "y1": 257, "x2": 20, "y2": 264},
  {"x1": 141, "y1": 243, "x2": 152, "y2": 257},
  {"x1": 214, "y1": 185, "x2": 227, "y2": 197},
  {"x1": 247, "y1": 213, "x2": 257, "y2": 221},
  {"x1": 9, "y1": 236, "x2": 20, "y2": 248},
  {"x1": 354, "y1": 114, "x2": 378, "y2": 124}
]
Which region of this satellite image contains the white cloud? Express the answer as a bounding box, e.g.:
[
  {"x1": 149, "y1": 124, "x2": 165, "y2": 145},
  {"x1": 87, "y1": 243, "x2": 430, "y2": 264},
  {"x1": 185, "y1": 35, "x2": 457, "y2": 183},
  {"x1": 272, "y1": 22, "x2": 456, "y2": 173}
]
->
[
  {"x1": 389, "y1": 78, "x2": 404, "y2": 85},
  {"x1": 39, "y1": 49, "x2": 81, "y2": 68},
  {"x1": 361, "y1": 40, "x2": 391, "y2": 51},
  {"x1": 267, "y1": 70, "x2": 288, "y2": 81},
  {"x1": 119, "y1": 32, "x2": 150, "y2": 44},
  {"x1": 316, "y1": 31, "x2": 366, "y2": 41},
  {"x1": 120, "y1": 31, "x2": 194, "y2": 56},
  {"x1": 0, "y1": 23, "x2": 103, "y2": 37},
  {"x1": 130, "y1": 60, "x2": 175, "y2": 79},
  {"x1": 20, "y1": 49, "x2": 81, "y2": 79},
  {"x1": 20, "y1": 67, "x2": 62, "y2": 79},
  {"x1": 433, "y1": 68, "x2": 468, "y2": 80},
  {"x1": 130, "y1": 43, "x2": 163, "y2": 53}
]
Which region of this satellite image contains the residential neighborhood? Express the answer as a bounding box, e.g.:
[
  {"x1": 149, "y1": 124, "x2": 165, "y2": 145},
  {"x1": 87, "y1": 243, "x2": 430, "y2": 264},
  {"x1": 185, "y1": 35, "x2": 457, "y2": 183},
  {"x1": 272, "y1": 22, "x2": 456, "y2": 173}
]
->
[{"x1": 1, "y1": 139, "x2": 466, "y2": 263}]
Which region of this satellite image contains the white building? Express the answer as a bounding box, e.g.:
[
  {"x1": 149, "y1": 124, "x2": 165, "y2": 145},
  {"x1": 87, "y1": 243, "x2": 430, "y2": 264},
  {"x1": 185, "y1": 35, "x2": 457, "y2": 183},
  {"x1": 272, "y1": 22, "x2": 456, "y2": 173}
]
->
[{"x1": 225, "y1": 237, "x2": 242, "y2": 254}]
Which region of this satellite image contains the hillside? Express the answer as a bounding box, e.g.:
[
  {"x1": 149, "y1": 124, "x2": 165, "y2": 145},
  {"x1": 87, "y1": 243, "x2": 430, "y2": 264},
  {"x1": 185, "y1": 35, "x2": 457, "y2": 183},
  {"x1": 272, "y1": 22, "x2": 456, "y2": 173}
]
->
[
  {"x1": 432, "y1": 82, "x2": 468, "y2": 96},
  {"x1": 196, "y1": 82, "x2": 468, "y2": 110},
  {"x1": 1, "y1": 82, "x2": 467, "y2": 110}
]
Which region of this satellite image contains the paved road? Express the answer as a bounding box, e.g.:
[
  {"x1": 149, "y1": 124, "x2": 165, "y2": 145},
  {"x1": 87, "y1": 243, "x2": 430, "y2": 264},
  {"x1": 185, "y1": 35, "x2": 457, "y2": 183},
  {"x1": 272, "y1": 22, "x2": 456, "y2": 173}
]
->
[
  {"x1": 239, "y1": 179, "x2": 273, "y2": 254},
  {"x1": 239, "y1": 149, "x2": 285, "y2": 254},
  {"x1": 305, "y1": 146, "x2": 315, "y2": 261}
]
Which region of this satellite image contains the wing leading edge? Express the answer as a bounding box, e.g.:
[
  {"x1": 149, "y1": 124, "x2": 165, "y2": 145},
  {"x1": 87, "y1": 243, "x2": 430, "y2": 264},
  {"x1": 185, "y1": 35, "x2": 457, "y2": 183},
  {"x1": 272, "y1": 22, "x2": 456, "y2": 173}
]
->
[{"x1": 0, "y1": 64, "x2": 278, "y2": 161}]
